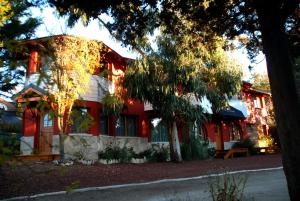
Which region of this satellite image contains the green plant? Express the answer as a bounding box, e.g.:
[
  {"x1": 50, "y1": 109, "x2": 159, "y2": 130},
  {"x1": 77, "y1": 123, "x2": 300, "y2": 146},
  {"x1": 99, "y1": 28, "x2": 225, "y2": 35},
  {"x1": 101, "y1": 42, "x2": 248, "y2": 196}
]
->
[
  {"x1": 98, "y1": 145, "x2": 135, "y2": 163},
  {"x1": 143, "y1": 145, "x2": 169, "y2": 162},
  {"x1": 209, "y1": 173, "x2": 248, "y2": 201},
  {"x1": 232, "y1": 138, "x2": 257, "y2": 155},
  {"x1": 181, "y1": 135, "x2": 209, "y2": 161}
]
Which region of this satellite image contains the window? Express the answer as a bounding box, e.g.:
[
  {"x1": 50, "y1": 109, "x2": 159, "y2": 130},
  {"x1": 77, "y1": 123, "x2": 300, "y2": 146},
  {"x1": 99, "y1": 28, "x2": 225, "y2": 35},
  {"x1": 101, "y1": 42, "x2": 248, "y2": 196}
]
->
[
  {"x1": 71, "y1": 107, "x2": 90, "y2": 133},
  {"x1": 254, "y1": 97, "x2": 262, "y2": 108},
  {"x1": 100, "y1": 115, "x2": 109, "y2": 135},
  {"x1": 43, "y1": 113, "x2": 53, "y2": 127},
  {"x1": 188, "y1": 123, "x2": 208, "y2": 141},
  {"x1": 150, "y1": 118, "x2": 168, "y2": 142},
  {"x1": 115, "y1": 115, "x2": 137, "y2": 137},
  {"x1": 229, "y1": 122, "x2": 242, "y2": 141}
]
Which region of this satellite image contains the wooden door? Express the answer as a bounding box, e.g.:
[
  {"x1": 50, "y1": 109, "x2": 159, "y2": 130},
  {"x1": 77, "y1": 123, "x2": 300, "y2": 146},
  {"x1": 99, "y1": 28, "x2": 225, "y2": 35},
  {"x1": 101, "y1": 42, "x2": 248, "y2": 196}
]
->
[
  {"x1": 38, "y1": 112, "x2": 53, "y2": 154},
  {"x1": 215, "y1": 124, "x2": 224, "y2": 150}
]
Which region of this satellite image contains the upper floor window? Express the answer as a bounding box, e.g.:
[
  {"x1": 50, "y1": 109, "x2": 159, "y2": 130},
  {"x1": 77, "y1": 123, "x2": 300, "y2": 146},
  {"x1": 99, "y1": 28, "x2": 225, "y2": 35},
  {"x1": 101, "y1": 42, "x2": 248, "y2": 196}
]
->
[{"x1": 254, "y1": 97, "x2": 262, "y2": 108}]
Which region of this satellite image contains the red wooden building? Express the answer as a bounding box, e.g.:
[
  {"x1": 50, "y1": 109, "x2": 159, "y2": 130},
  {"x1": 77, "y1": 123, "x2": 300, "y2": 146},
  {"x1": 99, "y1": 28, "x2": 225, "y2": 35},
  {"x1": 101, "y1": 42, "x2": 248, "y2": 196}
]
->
[{"x1": 14, "y1": 35, "x2": 271, "y2": 160}]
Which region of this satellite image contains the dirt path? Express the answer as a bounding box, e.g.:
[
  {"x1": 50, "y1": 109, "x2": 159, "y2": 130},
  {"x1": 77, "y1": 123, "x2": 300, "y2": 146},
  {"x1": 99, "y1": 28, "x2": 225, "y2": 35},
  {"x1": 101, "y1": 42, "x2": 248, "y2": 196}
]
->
[{"x1": 0, "y1": 154, "x2": 282, "y2": 199}]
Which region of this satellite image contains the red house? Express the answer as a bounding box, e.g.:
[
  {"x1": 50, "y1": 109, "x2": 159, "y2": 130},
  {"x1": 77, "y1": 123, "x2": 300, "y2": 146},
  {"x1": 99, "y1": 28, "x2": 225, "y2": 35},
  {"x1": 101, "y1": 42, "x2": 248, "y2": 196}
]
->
[{"x1": 14, "y1": 35, "x2": 272, "y2": 160}]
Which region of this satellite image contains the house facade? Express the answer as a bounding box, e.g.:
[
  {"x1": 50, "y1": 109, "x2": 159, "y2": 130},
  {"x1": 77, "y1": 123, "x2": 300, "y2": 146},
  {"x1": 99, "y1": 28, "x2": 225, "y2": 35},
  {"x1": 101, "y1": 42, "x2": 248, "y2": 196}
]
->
[{"x1": 14, "y1": 35, "x2": 272, "y2": 160}]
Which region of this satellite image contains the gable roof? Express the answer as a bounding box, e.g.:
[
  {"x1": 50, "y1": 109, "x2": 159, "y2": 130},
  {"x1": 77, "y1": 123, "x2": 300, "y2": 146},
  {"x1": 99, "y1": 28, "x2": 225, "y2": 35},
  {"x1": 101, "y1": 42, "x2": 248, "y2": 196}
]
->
[{"x1": 12, "y1": 84, "x2": 47, "y2": 102}]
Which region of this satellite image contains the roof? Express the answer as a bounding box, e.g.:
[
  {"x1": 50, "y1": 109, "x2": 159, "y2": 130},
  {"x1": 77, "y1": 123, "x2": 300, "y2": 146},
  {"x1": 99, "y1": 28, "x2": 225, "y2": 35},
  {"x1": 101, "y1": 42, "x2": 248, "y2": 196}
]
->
[
  {"x1": 0, "y1": 99, "x2": 17, "y2": 111},
  {"x1": 218, "y1": 106, "x2": 246, "y2": 119},
  {"x1": 18, "y1": 34, "x2": 134, "y2": 63},
  {"x1": 12, "y1": 84, "x2": 48, "y2": 101},
  {"x1": 242, "y1": 81, "x2": 271, "y2": 96}
]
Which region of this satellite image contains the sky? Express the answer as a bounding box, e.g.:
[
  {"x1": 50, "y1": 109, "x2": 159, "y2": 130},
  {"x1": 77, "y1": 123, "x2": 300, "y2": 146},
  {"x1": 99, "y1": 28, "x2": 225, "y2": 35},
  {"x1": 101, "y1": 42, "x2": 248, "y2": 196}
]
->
[{"x1": 31, "y1": 6, "x2": 268, "y2": 80}]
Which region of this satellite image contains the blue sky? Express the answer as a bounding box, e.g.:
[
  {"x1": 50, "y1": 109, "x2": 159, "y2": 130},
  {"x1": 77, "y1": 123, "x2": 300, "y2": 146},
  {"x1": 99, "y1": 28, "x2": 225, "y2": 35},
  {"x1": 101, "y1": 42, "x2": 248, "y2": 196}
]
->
[{"x1": 31, "y1": 6, "x2": 268, "y2": 80}]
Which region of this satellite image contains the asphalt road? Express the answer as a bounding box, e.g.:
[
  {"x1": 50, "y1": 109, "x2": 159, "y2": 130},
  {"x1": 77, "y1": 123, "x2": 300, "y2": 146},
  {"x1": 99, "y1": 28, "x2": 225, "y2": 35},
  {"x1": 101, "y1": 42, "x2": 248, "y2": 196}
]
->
[{"x1": 6, "y1": 168, "x2": 289, "y2": 201}]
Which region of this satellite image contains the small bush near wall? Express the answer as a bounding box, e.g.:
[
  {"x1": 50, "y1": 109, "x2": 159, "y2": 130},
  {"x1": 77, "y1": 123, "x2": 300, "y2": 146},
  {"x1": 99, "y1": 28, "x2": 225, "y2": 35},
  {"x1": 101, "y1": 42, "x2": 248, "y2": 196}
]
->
[
  {"x1": 181, "y1": 135, "x2": 209, "y2": 161},
  {"x1": 98, "y1": 145, "x2": 135, "y2": 163},
  {"x1": 142, "y1": 145, "x2": 169, "y2": 162},
  {"x1": 98, "y1": 144, "x2": 170, "y2": 163},
  {"x1": 0, "y1": 132, "x2": 20, "y2": 165},
  {"x1": 232, "y1": 138, "x2": 257, "y2": 155}
]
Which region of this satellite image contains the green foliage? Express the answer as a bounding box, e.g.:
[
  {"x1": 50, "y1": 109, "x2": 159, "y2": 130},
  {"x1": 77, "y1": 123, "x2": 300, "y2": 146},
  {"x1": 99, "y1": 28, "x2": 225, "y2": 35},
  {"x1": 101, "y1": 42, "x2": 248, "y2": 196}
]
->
[
  {"x1": 98, "y1": 145, "x2": 135, "y2": 163},
  {"x1": 143, "y1": 145, "x2": 169, "y2": 162},
  {"x1": 124, "y1": 34, "x2": 241, "y2": 123},
  {"x1": 70, "y1": 107, "x2": 94, "y2": 133},
  {"x1": 232, "y1": 138, "x2": 257, "y2": 155},
  {"x1": 98, "y1": 144, "x2": 170, "y2": 163},
  {"x1": 0, "y1": 0, "x2": 40, "y2": 96},
  {"x1": 209, "y1": 173, "x2": 248, "y2": 201},
  {"x1": 0, "y1": 132, "x2": 20, "y2": 165},
  {"x1": 181, "y1": 135, "x2": 209, "y2": 161},
  {"x1": 101, "y1": 94, "x2": 124, "y2": 117}
]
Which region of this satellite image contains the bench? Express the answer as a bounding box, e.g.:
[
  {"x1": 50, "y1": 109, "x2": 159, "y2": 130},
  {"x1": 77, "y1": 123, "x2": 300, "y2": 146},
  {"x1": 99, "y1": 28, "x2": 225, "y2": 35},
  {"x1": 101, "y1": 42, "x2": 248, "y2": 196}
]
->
[{"x1": 224, "y1": 148, "x2": 249, "y2": 159}]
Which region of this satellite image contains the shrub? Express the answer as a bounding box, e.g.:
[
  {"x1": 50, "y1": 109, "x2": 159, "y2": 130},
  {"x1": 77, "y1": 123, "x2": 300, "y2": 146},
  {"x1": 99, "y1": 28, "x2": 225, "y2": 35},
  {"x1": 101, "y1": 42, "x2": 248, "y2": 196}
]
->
[
  {"x1": 0, "y1": 132, "x2": 20, "y2": 166},
  {"x1": 138, "y1": 145, "x2": 169, "y2": 162},
  {"x1": 232, "y1": 138, "x2": 257, "y2": 155},
  {"x1": 181, "y1": 135, "x2": 209, "y2": 161},
  {"x1": 98, "y1": 145, "x2": 135, "y2": 163},
  {"x1": 209, "y1": 173, "x2": 248, "y2": 201}
]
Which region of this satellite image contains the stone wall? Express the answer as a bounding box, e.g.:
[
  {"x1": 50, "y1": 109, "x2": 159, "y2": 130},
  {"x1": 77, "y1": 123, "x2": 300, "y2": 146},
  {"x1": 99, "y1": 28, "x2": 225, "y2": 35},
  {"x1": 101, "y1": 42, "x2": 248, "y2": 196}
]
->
[
  {"x1": 20, "y1": 136, "x2": 34, "y2": 155},
  {"x1": 63, "y1": 134, "x2": 150, "y2": 161}
]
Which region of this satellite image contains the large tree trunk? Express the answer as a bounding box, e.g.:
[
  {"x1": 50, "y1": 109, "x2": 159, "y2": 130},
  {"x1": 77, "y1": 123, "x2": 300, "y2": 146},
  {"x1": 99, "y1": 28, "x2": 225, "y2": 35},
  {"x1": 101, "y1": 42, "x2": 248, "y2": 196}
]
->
[
  {"x1": 254, "y1": 1, "x2": 300, "y2": 200},
  {"x1": 168, "y1": 121, "x2": 183, "y2": 162}
]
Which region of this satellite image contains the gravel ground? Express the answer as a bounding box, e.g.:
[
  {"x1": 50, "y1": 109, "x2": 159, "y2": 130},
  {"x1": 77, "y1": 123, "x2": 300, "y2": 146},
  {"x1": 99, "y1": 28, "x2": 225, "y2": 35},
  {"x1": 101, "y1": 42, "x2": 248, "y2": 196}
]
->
[{"x1": 0, "y1": 154, "x2": 282, "y2": 199}]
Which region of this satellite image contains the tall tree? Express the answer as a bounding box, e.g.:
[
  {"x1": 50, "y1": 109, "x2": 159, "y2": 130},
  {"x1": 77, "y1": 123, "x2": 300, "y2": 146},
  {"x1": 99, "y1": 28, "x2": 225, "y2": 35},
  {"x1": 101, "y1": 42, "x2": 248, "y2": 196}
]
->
[
  {"x1": 38, "y1": 36, "x2": 102, "y2": 159},
  {"x1": 0, "y1": 0, "x2": 40, "y2": 96},
  {"x1": 46, "y1": 0, "x2": 299, "y2": 199},
  {"x1": 123, "y1": 34, "x2": 241, "y2": 161}
]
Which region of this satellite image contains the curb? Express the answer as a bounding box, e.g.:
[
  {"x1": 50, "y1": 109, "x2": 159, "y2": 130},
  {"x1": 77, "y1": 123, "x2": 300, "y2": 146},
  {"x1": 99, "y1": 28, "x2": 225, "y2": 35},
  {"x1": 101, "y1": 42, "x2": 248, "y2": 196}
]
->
[{"x1": 2, "y1": 166, "x2": 283, "y2": 201}]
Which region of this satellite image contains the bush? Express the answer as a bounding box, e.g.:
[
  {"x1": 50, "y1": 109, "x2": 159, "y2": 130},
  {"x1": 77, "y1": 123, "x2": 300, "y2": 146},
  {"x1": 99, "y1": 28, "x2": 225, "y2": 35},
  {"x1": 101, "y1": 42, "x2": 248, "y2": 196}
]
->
[
  {"x1": 232, "y1": 138, "x2": 257, "y2": 155},
  {"x1": 145, "y1": 145, "x2": 169, "y2": 162},
  {"x1": 0, "y1": 132, "x2": 21, "y2": 165},
  {"x1": 181, "y1": 135, "x2": 209, "y2": 161},
  {"x1": 209, "y1": 173, "x2": 248, "y2": 201},
  {"x1": 98, "y1": 146, "x2": 135, "y2": 163}
]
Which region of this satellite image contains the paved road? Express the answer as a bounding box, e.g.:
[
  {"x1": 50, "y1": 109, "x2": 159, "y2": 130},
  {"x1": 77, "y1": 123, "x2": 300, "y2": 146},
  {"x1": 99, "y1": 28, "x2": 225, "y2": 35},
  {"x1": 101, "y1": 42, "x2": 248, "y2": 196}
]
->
[{"x1": 7, "y1": 168, "x2": 289, "y2": 201}]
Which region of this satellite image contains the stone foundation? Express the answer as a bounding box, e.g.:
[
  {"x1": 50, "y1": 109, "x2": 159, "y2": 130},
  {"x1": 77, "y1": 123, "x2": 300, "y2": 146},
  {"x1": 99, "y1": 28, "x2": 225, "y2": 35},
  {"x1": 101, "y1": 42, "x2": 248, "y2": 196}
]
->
[{"x1": 20, "y1": 136, "x2": 34, "y2": 155}]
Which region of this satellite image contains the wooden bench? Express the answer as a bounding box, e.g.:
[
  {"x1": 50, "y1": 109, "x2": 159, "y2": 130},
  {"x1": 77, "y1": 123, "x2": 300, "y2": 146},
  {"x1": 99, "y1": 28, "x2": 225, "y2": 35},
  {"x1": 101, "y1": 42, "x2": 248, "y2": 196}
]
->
[{"x1": 224, "y1": 148, "x2": 249, "y2": 159}]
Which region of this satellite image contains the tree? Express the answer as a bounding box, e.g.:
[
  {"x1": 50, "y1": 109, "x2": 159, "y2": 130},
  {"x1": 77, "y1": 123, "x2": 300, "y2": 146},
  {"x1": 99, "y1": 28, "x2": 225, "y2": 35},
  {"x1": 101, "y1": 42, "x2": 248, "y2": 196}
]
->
[
  {"x1": 123, "y1": 34, "x2": 241, "y2": 162},
  {"x1": 0, "y1": 0, "x2": 40, "y2": 96},
  {"x1": 44, "y1": 0, "x2": 299, "y2": 199},
  {"x1": 38, "y1": 36, "x2": 102, "y2": 160}
]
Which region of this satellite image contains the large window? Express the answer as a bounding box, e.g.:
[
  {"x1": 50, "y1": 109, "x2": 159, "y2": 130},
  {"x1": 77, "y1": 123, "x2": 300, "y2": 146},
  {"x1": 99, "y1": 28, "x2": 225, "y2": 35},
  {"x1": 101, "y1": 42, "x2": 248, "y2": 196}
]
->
[
  {"x1": 150, "y1": 118, "x2": 168, "y2": 142},
  {"x1": 229, "y1": 122, "x2": 242, "y2": 141},
  {"x1": 115, "y1": 115, "x2": 137, "y2": 137}
]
